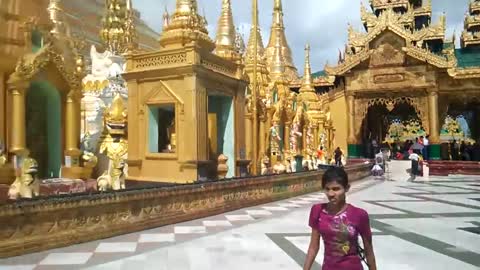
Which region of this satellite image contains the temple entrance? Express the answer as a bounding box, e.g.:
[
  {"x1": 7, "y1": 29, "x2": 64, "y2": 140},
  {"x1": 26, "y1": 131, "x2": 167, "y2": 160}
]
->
[
  {"x1": 443, "y1": 100, "x2": 480, "y2": 142},
  {"x1": 361, "y1": 101, "x2": 423, "y2": 158},
  {"x1": 208, "y1": 95, "x2": 235, "y2": 178},
  {"x1": 26, "y1": 81, "x2": 62, "y2": 178}
]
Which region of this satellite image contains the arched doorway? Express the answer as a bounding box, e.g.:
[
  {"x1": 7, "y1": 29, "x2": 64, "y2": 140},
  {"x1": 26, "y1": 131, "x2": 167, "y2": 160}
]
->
[
  {"x1": 26, "y1": 81, "x2": 62, "y2": 178},
  {"x1": 361, "y1": 101, "x2": 423, "y2": 158}
]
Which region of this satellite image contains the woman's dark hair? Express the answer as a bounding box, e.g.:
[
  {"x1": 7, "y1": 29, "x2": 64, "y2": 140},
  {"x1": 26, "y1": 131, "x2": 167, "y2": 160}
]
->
[{"x1": 322, "y1": 166, "x2": 349, "y2": 188}]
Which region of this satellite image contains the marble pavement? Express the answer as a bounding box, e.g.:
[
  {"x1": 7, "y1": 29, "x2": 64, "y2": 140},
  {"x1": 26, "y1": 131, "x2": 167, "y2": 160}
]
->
[{"x1": 1, "y1": 163, "x2": 479, "y2": 270}]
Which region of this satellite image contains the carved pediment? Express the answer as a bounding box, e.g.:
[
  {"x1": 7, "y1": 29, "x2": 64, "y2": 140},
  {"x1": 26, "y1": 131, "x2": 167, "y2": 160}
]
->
[
  {"x1": 370, "y1": 43, "x2": 405, "y2": 67},
  {"x1": 144, "y1": 81, "x2": 185, "y2": 109}
]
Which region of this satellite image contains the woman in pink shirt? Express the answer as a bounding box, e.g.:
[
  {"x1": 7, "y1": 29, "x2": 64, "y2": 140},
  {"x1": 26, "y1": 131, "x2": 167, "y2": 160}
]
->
[{"x1": 303, "y1": 167, "x2": 377, "y2": 270}]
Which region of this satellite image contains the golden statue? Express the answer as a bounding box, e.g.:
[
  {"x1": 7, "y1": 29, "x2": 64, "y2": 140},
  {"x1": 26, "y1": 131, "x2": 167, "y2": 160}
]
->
[
  {"x1": 98, "y1": 93, "x2": 128, "y2": 191},
  {"x1": 97, "y1": 158, "x2": 127, "y2": 191},
  {"x1": 8, "y1": 156, "x2": 40, "y2": 200},
  {"x1": 268, "y1": 120, "x2": 282, "y2": 156}
]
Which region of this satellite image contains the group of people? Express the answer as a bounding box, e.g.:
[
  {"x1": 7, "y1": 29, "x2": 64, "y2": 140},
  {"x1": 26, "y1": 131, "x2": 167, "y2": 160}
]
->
[{"x1": 443, "y1": 140, "x2": 480, "y2": 161}]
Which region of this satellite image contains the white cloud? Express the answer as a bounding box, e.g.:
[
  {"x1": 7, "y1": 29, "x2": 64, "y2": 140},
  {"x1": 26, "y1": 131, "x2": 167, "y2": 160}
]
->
[{"x1": 133, "y1": 0, "x2": 470, "y2": 74}]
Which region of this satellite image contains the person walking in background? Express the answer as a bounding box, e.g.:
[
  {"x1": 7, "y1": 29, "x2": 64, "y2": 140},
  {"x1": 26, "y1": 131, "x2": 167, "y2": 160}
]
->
[
  {"x1": 334, "y1": 147, "x2": 343, "y2": 167},
  {"x1": 303, "y1": 167, "x2": 377, "y2": 270},
  {"x1": 408, "y1": 151, "x2": 420, "y2": 182},
  {"x1": 423, "y1": 135, "x2": 429, "y2": 160}
]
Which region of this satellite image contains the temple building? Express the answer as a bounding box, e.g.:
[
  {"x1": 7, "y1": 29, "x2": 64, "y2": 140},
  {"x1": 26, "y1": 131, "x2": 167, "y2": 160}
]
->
[
  {"x1": 311, "y1": 0, "x2": 480, "y2": 160},
  {"x1": 0, "y1": 0, "x2": 159, "y2": 180},
  {"x1": 123, "y1": 0, "x2": 247, "y2": 183}
]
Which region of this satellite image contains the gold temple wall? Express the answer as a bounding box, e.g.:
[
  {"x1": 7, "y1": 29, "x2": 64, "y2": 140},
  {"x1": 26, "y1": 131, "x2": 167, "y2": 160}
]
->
[
  {"x1": 127, "y1": 76, "x2": 199, "y2": 183},
  {"x1": 0, "y1": 72, "x2": 5, "y2": 147},
  {"x1": 328, "y1": 93, "x2": 348, "y2": 154}
]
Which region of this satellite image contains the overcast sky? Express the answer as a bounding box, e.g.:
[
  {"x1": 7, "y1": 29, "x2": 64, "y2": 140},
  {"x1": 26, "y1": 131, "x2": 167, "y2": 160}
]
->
[{"x1": 133, "y1": 0, "x2": 470, "y2": 74}]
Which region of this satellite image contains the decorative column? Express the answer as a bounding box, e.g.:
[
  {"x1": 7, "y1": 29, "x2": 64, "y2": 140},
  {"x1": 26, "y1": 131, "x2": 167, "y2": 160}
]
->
[
  {"x1": 428, "y1": 90, "x2": 441, "y2": 160},
  {"x1": 245, "y1": 113, "x2": 253, "y2": 161},
  {"x1": 284, "y1": 122, "x2": 291, "y2": 154},
  {"x1": 312, "y1": 122, "x2": 319, "y2": 151},
  {"x1": 0, "y1": 72, "x2": 5, "y2": 148},
  {"x1": 259, "y1": 115, "x2": 266, "y2": 159},
  {"x1": 346, "y1": 93, "x2": 360, "y2": 158},
  {"x1": 64, "y1": 91, "x2": 82, "y2": 167},
  {"x1": 8, "y1": 82, "x2": 29, "y2": 163}
]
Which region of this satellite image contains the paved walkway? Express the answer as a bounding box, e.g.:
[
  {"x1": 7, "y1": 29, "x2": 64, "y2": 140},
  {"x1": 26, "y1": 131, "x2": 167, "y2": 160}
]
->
[{"x1": 1, "y1": 162, "x2": 479, "y2": 270}]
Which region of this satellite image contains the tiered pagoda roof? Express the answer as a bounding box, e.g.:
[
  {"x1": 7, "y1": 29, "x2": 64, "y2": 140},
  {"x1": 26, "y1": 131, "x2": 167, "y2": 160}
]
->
[{"x1": 461, "y1": 0, "x2": 480, "y2": 48}]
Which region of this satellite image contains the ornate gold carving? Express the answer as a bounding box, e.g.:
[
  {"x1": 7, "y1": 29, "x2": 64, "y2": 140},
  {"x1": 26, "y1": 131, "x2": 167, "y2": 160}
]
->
[
  {"x1": 7, "y1": 156, "x2": 40, "y2": 200},
  {"x1": 201, "y1": 59, "x2": 236, "y2": 77},
  {"x1": 373, "y1": 73, "x2": 405, "y2": 84},
  {"x1": 370, "y1": 43, "x2": 405, "y2": 67},
  {"x1": 134, "y1": 53, "x2": 187, "y2": 69},
  {"x1": 98, "y1": 93, "x2": 128, "y2": 191}
]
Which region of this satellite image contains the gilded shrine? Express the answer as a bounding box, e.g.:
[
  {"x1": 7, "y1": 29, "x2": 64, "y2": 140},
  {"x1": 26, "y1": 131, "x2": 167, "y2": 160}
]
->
[
  {"x1": 315, "y1": 0, "x2": 480, "y2": 159},
  {"x1": 123, "y1": 0, "x2": 248, "y2": 183}
]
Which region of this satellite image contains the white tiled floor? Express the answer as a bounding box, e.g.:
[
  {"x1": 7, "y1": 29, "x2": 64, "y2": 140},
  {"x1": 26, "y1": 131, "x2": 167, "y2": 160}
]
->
[
  {"x1": 138, "y1": 233, "x2": 175, "y2": 243},
  {"x1": 1, "y1": 172, "x2": 479, "y2": 270},
  {"x1": 39, "y1": 253, "x2": 93, "y2": 265},
  {"x1": 95, "y1": 243, "x2": 137, "y2": 253},
  {"x1": 174, "y1": 226, "x2": 207, "y2": 234},
  {"x1": 83, "y1": 174, "x2": 480, "y2": 270}
]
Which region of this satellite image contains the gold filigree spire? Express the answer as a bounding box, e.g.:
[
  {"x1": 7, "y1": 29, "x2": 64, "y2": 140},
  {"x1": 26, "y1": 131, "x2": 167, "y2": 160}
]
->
[
  {"x1": 265, "y1": 0, "x2": 298, "y2": 81},
  {"x1": 48, "y1": 0, "x2": 67, "y2": 36},
  {"x1": 101, "y1": 0, "x2": 131, "y2": 54},
  {"x1": 245, "y1": 4, "x2": 266, "y2": 65},
  {"x1": 214, "y1": 0, "x2": 240, "y2": 61},
  {"x1": 159, "y1": 0, "x2": 214, "y2": 51},
  {"x1": 124, "y1": 0, "x2": 137, "y2": 51},
  {"x1": 300, "y1": 44, "x2": 314, "y2": 92}
]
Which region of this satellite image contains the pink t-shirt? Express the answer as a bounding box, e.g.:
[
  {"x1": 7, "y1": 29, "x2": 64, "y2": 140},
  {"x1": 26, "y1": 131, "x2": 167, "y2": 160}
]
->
[{"x1": 309, "y1": 203, "x2": 372, "y2": 270}]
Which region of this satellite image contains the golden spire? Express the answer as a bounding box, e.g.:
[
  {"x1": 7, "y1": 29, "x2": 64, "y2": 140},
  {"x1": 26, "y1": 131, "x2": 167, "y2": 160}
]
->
[
  {"x1": 48, "y1": 0, "x2": 67, "y2": 36},
  {"x1": 101, "y1": 0, "x2": 129, "y2": 54},
  {"x1": 265, "y1": 0, "x2": 298, "y2": 81},
  {"x1": 245, "y1": 5, "x2": 266, "y2": 65},
  {"x1": 159, "y1": 0, "x2": 214, "y2": 51},
  {"x1": 124, "y1": 0, "x2": 137, "y2": 52},
  {"x1": 269, "y1": 43, "x2": 285, "y2": 78},
  {"x1": 299, "y1": 44, "x2": 315, "y2": 94},
  {"x1": 298, "y1": 44, "x2": 319, "y2": 113},
  {"x1": 214, "y1": 0, "x2": 240, "y2": 61}
]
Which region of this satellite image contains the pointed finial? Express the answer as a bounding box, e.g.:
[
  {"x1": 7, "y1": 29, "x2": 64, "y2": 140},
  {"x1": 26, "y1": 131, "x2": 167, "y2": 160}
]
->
[
  {"x1": 124, "y1": 0, "x2": 137, "y2": 51},
  {"x1": 214, "y1": 0, "x2": 240, "y2": 61},
  {"x1": 234, "y1": 27, "x2": 246, "y2": 55},
  {"x1": 299, "y1": 43, "x2": 314, "y2": 94},
  {"x1": 48, "y1": 0, "x2": 66, "y2": 36},
  {"x1": 245, "y1": 0, "x2": 266, "y2": 65}
]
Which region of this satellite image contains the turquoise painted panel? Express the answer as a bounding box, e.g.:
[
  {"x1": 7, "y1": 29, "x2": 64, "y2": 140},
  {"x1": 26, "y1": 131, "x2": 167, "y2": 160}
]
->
[
  {"x1": 148, "y1": 106, "x2": 159, "y2": 153},
  {"x1": 208, "y1": 96, "x2": 235, "y2": 178},
  {"x1": 223, "y1": 98, "x2": 235, "y2": 178}
]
